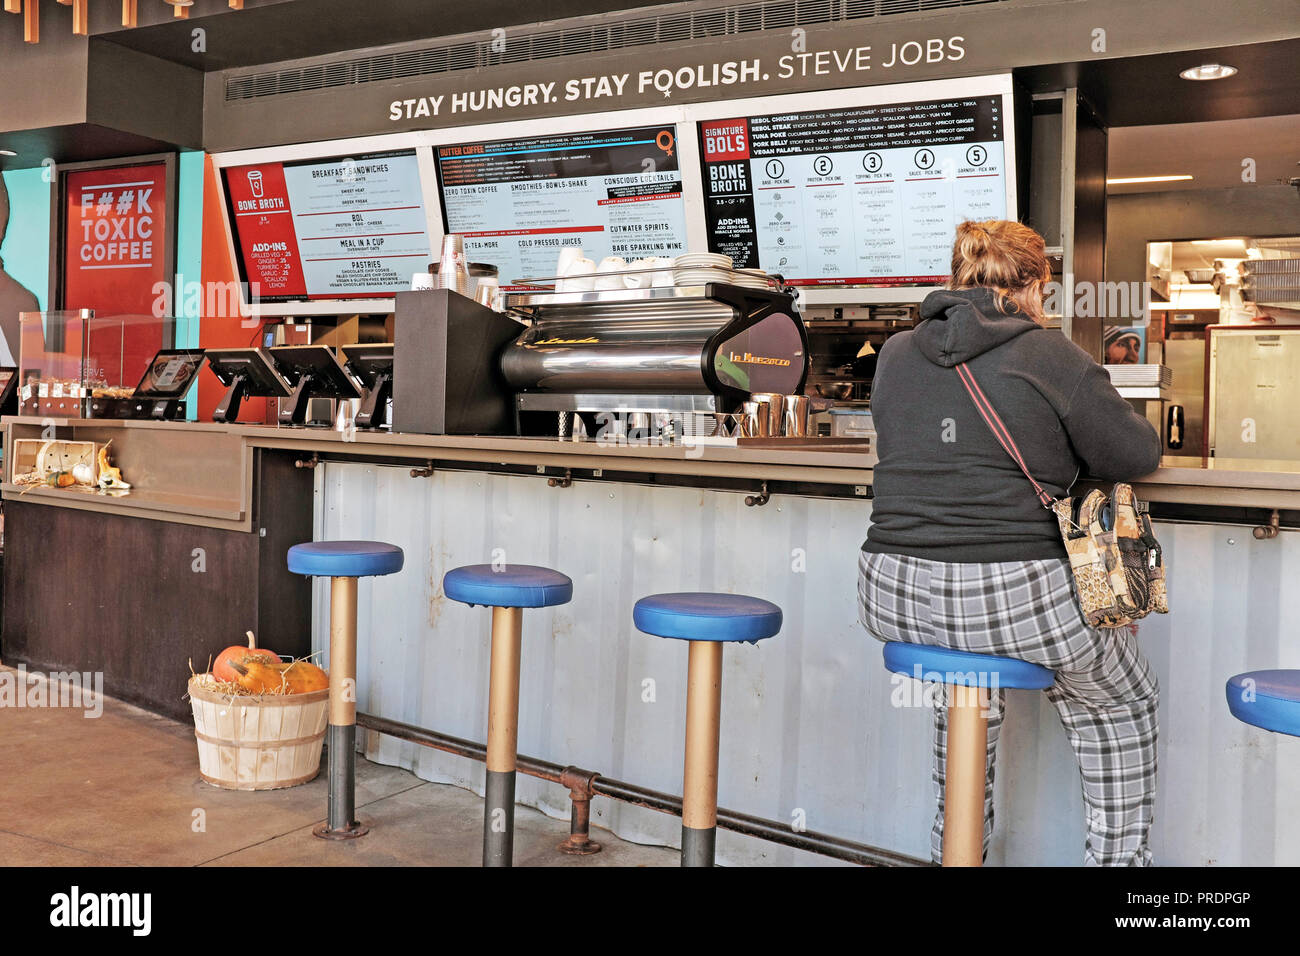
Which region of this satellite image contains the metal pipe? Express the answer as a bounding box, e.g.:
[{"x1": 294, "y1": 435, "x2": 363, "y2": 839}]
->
[
  {"x1": 355, "y1": 712, "x2": 927, "y2": 867},
  {"x1": 558, "y1": 767, "x2": 602, "y2": 855}
]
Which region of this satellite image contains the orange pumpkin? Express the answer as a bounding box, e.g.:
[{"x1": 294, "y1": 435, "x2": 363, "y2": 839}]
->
[{"x1": 213, "y1": 631, "x2": 280, "y2": 682}]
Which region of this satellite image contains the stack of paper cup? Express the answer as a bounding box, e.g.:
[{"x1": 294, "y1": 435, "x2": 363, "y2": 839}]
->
[
  {"x1": 436, "y1": 234, "x2": 471, "y2": 295},
  {"x1": 474, "y1": 276, "x2": 500, "y2": 310},
  {"x1": 624, "y1": 256, "x2": 676, "y2": 290},
  {"x1": 596, "y1": 256, "x2": 628, "y2": 292},
  {"x1": 556, "y1": 246, "x2": 595, "y2": 293}
]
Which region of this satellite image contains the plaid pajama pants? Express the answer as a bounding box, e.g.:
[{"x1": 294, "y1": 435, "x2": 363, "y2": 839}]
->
[{"x1": 858, "y1": 549, "x2": 1160, "y2": 866}]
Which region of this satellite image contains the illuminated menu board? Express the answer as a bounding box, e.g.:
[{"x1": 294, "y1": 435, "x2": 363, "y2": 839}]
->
[
  {"x1": 436, "y1": 125, "x2": 687, "y2": 289},
  {"x1": 224, "y1": 149, "x2": 433, "y2": 302},
  {"x1": 698, "y1": 96, "x2": 1008, "y2": 286}
]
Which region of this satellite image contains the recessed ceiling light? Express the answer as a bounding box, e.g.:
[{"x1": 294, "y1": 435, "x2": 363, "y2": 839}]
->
[
  {"x1": 0, "y1": 149, "x2": 16, "y2": 157},
  {"x1": 1107, "y1": 175, "x2": 1195, "y2": 185},
  {"x1": 1180, "y1": 64, "x2": 1237, "y2": 81}
]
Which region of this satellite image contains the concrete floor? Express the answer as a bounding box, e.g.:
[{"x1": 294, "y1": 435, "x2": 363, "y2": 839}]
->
[{"x1": 0, "y1": 665, "x2": 676, "y2": 867}]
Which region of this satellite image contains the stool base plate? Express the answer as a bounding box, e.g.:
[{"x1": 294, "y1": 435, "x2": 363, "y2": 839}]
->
[
  {"x1": 313, "y1": 820, "x2": 371, "y2": 841},
  {"x1": 557, "y1": 837, "x2": 603, "y2": 856}
]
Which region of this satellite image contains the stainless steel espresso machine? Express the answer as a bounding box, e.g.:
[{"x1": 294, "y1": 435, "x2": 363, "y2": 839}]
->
[{"x1": 501, "y1": 281, "x2": 809, "y2": 441}]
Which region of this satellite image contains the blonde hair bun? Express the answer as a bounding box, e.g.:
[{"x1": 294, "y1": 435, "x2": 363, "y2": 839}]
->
[{"x1": 949, "y1": 219, "x2": 1051, "y2": 324}]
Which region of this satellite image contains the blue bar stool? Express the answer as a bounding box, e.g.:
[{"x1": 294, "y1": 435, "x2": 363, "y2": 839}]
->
[
  {"x1": 287, "y1": 540, "x2": 404, "y2": 839},
  {"x1": 443, "y1": 563, "x2": 573, "y2": 867},
  {"x1": 882, "y1": 643, "x2": 1055, "y2": 866},
  {"x1": 1226, "y1": 670, "x2": 1300, "y2": 737},
  {"x1": 633, "y1": 592, "x2": 782, "y2": 867}
]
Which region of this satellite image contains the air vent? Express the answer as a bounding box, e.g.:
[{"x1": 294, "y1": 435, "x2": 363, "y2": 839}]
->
[{"x1": 225, "y1": 0, "x2": 1010, "y2": 101}]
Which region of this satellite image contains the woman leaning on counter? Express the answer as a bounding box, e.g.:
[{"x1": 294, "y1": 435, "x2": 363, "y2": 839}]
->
[{"x1": 858, "y1": 220, "x2": 1163, "y2": 866}]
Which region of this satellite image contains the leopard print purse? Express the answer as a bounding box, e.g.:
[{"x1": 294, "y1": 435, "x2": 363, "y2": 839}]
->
[
  {"x1": 957, "y1": 363, "x2": 1168, "y2": 629},
  {"x1": 1051, "y1": 487, "x2": 1168, "y2": 627}
]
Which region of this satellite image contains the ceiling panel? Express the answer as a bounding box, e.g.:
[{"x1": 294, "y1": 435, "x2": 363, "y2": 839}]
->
[{"x1": 1108, "y1": 114, "x2": 1300, "y2": 194}]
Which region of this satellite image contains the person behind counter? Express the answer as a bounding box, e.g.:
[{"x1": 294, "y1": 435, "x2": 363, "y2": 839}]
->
[
  {"x1": 0, "y1": 175, "x2": 39, "y2": 365},
  {"x1": 858, "y1": 219, "x2": 1163, "y2": 866}
]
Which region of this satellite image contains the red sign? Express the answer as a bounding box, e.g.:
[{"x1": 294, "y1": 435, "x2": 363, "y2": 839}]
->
[
  {"x1": 223, "y1": 162, "x2": 307, "y2": 299},
  {"x1": 62, "y1": 163, "x2": 169, "y2": 387},
  {"x1": 700, "y1": 119, "x2": 751, "y2": 162}
]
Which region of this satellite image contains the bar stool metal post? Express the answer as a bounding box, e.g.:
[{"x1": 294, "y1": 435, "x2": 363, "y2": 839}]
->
[
  {"x1": 443, "y1": 563, "x2": 574, "y2": 867},
  {"x1": 287, "y1": 540, "x2": 404, "y2": 840},
  {"x1": 683, "y1": 640, "x2": 724, "y2": 866},
  {"x1": 882, "y1": 642, "x2": 1055, "y2": 866},
  {"x1": 486, "y1": 603, "x2": 523, "y2": 864},
  {"x1": 633, "y1": 592, "x2": 783, "y2": 867}
]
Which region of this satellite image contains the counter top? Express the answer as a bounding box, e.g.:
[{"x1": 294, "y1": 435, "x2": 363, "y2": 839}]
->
[{"x1": 4, "y1": 418, "x2": 1300, "y2": 522}]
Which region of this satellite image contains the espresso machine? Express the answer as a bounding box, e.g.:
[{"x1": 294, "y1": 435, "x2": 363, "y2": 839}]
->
[{"x1": 500, "y1": 280, "x2": 809, "y2": 440}]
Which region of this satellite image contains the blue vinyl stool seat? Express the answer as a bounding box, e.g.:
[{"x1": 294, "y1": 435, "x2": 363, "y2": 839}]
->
[
  {"x1": 883, "y1": 643, "x2": 1056, "y2": 690},
  {"x1": 634, "y1": 592, "x2": 782, "y2": 867},
  {"x1": 633, "y1": 592, "x2": 783, "y2": 644},
  {"x1": 287, "y1": 540, "x2": 404, "y2": 578},
  {"x1": 443, "y1": 563, "x2": 574, "y2": 867},
  {"x1": 883, "y1": 642, "x2": 1055, "y2": 866},
  {"x1": 443, "y1": 564, "x2": 573, "y2": 608},
  {"x1": 287, "y1": 540, "x2": 403, "y2": 842},
  {"x1": 1226, "y1": 670, "x2": 1300, "y2": 737}
]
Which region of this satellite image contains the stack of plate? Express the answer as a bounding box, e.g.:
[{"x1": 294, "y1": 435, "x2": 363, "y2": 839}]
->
[
  {"x1": 673, "y1": 253, "x2": 733, "y2": 287},
  {"x1": 731, "y1": 268, "x2": 772, "y2": 290},
  {"x1": 1104, "y1": 364, "x2": 1172, "y2": 388}
]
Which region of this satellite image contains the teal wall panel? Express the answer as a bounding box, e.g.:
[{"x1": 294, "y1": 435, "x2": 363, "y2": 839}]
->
[{"x1": 1, "y1": 167, "x2": 52, "y2": 312}]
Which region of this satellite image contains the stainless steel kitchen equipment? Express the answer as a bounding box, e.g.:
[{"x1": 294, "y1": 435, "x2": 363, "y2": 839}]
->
[
  {"x1": 751, "y1": 393, "x2": 786, "y2": 437},
  {"x1": 1208, "y1": 326, "x2": 1300, "y2": 461},
  {"x1": 1240, "y1": 254, "x2": 1300, "y2": 323},
  {"x1": 501, "y1": 278, "x2": 808, "y2": 438},
  {"x1": 783, "y1": 394, "x2": 810, "y2": 437},
  {"x1": 1105, "y1": 363, "x2": 1174, "y2": 455},
  {"x1": 828, "y1": 405, "x2": 874, "y2": 439},
  {"x1": 1162, "y1": 338, "x2": 1205, "y2": 454}
]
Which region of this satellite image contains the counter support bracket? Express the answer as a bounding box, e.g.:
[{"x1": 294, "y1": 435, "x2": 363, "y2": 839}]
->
[
  {"x1": 1254, "y1": 509, "x2": 1281, "y2": 540},
  {"x1": 557, "y1": 766, "x2": 603, "y2": 855}
]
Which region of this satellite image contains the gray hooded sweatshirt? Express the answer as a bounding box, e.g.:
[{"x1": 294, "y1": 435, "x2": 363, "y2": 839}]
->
[{"x1": 863, "y1": 287, "x2": 1162, "y2": 562}]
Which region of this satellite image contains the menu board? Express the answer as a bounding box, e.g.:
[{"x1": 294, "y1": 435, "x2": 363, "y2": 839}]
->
[
  {"x1": 436, "y1": 125, "x2": 687, "y2": 289},
  {"x1": 224, "y1": 149, "x2": 432, "y2": 302},
  {"x1": 698, "y1": 96, "x2": 1009, "y2": 286}
]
